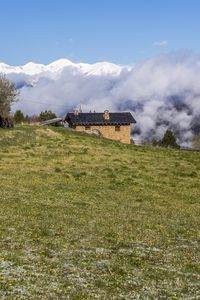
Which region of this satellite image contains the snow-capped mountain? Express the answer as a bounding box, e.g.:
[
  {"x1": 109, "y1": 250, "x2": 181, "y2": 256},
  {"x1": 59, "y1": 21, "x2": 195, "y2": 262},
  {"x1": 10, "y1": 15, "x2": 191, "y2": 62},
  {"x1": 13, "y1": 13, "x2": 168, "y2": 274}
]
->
[
  {"x1": 1, "y1": 55, "x2": 200, "y2": 146},
  {"x1": 0, "y1": 59, "x2": 130, "y2": 77}
]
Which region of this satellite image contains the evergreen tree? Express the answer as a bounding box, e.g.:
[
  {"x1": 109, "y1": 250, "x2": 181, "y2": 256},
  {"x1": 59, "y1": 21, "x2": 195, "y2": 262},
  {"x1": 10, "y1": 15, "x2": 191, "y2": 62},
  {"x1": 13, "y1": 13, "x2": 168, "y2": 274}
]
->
[
  {"x1": 14, "y1": 110, "x2": 25, "y2": 124},
  {"x1": 160, "y1": 129, "x2": 179, "y2": 148},
  {"x1": 39, "y1": 110, "x2": 57, "y2": 121}
]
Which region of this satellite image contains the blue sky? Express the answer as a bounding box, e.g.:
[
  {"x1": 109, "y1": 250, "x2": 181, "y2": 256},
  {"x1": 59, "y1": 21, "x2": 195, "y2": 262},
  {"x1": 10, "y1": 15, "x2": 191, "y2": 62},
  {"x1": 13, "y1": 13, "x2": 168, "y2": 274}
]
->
[{"x1": 1, "y1": 0, "x2": 200, "y2": 65}]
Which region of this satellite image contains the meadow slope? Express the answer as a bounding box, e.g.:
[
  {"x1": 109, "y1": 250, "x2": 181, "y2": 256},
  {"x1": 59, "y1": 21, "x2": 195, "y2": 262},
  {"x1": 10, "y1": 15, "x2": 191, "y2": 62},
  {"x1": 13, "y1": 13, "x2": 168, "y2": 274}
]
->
[{"x1": 0, "y1": 126, "x2": 200, "y2": 299}]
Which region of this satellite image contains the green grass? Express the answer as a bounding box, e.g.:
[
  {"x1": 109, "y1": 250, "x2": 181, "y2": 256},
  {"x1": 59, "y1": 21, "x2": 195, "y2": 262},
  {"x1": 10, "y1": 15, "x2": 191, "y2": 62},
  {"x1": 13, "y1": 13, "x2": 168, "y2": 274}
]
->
[{"x1": 0, "y1": 126, "x2": 200, "y2": 299}]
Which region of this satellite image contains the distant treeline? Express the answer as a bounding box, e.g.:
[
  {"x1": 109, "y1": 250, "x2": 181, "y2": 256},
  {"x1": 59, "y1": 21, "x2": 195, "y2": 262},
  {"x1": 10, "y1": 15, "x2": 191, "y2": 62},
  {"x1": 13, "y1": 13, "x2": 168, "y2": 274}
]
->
[{"x1": 12, "y1": 109, "x2": 57, "y2": 124}]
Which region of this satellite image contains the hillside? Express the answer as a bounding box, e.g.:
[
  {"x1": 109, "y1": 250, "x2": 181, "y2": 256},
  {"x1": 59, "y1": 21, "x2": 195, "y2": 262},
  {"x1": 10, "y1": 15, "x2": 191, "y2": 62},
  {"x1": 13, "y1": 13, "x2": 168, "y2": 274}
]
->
[
  {"x1": 0, "y1": 126, "x2": 199, "y2": 299},
  {"x1": 3, "y1": 55, "x2": 200, "y2": 147}
]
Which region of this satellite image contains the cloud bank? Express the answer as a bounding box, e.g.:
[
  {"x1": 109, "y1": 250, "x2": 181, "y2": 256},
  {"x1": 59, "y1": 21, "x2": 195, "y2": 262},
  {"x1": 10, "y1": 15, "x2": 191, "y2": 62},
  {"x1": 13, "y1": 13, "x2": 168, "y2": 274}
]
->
[{"x1": 3, "y1": 52, "x2": 200, "y2": 146}]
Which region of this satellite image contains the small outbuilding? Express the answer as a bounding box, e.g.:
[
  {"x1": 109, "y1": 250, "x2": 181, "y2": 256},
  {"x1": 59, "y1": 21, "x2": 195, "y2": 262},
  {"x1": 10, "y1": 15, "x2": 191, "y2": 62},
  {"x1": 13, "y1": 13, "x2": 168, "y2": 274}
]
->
[
  {"x1": 40, "y1": 118, "x2": 63, "y2": 126},
  {"x1": 66, "y1": 110, "x2": 136, "y2": 144}
]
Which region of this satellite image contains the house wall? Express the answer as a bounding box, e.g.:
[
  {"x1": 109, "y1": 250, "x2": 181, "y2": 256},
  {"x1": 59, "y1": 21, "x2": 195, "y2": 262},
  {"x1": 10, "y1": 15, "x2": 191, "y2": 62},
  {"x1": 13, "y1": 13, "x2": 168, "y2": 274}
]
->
[{"x1": 75, "y1": 125, "x2": 131, "y2": 144}]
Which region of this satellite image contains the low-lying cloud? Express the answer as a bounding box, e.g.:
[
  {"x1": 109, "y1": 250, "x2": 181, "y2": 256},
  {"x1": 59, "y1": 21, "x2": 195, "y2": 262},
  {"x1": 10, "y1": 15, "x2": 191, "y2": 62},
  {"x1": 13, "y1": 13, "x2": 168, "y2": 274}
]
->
[{"x1": 7, "y1": 52, "x2": 200, "y2": 146}]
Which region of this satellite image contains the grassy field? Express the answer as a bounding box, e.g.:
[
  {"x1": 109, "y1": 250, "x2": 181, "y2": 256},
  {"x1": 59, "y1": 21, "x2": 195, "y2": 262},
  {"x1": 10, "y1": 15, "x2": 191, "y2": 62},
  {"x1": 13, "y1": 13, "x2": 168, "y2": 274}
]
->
[{"x1": 0, "y1": 126, "x2": 200, "y2": 299}]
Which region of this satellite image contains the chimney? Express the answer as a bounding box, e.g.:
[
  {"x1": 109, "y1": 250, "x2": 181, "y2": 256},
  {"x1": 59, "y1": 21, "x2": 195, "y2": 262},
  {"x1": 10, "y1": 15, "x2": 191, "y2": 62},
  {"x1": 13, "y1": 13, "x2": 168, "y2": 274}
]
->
[
  {"x1": 74, "y1": 110, "x2": 79, "y2": 116},
  {"x1": 103, "y1": 110, "x2": 110, "y2": 120},
  {"x1": 79, "y1": 105, "x2": 82, "y2": 113}
]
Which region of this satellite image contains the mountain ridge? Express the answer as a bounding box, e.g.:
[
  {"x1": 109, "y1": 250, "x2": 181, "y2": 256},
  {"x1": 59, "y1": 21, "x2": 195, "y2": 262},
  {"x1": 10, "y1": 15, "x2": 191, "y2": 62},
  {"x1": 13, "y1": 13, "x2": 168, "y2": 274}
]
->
[
  {"x1": 0, "y1": 58, "x2": 132, "y2": 76},
  {"x1": 1, "y1": 55, "x2": 200, "y2": 146}
]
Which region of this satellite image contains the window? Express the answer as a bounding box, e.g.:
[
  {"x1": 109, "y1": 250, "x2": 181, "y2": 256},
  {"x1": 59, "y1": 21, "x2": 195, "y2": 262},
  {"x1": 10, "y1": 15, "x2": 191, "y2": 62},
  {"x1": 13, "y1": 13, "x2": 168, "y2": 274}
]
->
[
  {"x1": 115, "y1": 125, "x2": 120, "y2": 131},
  {"x1": 85, "y1": 125, "x2": 91, "y2": 130}
]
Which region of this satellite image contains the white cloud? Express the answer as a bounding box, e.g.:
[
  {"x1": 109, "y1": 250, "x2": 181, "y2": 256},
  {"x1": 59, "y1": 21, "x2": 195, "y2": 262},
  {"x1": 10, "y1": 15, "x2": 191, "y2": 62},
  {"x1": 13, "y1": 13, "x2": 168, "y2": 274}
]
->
[
  {"x1": 153, "y1": 40, "x2": 168, "y2": 47},
  {"x1": 6, "y1": 53, "x2": 200, "y2": 146}
]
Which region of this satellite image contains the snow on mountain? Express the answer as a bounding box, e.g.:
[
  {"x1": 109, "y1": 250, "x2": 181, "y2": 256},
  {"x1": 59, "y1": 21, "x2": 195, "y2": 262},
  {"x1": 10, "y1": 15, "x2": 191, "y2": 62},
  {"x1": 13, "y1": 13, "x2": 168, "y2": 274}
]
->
[
  {"x1": 21, "y1": 62, "x2": 45, "y2": 75},
  {"x1": 80, "y1": 62, "x2": 125, "y2": 76},
  {"x1": 1, "y1": 55, "x2": 200, "y2": 146},
  {"x1": 0, "y1": 63, "x2": 22, "y2": 74},
  {"x1": 0, "y1": 59, "x2": 128, "y2": 77},
  {"x1": 46, "y1": 59, "x2": 75, "y2": 73}
]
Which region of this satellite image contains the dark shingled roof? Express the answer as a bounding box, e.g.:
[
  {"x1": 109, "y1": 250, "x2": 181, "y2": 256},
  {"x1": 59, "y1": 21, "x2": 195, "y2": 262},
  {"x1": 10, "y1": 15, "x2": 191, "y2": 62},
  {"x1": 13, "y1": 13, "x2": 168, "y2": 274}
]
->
[{"x1": 66, "y1": 112, "x2": 136, "y2": 126}]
